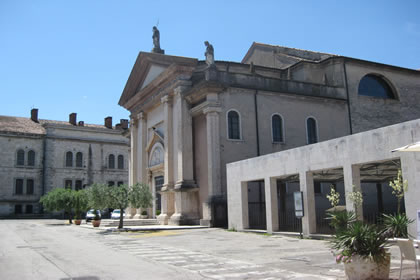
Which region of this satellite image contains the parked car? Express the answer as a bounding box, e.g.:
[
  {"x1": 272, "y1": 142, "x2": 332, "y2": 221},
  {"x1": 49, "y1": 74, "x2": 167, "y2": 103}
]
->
[
  {"x1": 86, "y1": 209, "x2": 101, "y2": 222},
  {"x1": 111, "y1": 209, "x2": 125, "y2": 220}
]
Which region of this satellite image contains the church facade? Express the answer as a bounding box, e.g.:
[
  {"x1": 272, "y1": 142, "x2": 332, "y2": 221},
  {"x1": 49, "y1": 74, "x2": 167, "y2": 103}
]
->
[{"x1": 119, "y1": 41, "x2": 420, "y2": 226}]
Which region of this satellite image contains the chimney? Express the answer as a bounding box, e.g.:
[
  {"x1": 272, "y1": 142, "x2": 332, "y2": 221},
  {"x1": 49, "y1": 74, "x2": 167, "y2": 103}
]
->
[
  {"x1": 120, "y1": 119, "x2": 129, "y2": 129},
  {"x1": 69, "y1": 113, "x2": 77, "y2": 125},
  {"x1": 78, "y1": 121, "x2": 84, "y2": 127},
  {"x1": 30, "y1": 108, "x2": 39, "y2": 123},
  {"x1": 104, "y1": 116, "x2": 112, "y2": 129}
]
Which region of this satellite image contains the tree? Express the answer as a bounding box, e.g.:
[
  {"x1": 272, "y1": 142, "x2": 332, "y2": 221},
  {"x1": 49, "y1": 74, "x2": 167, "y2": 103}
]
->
[
  {"x1": 130, "y1": 183, "x2": 153, "y2": 212},
  {"x1": 107, "y1": 184, "x2": 130, "y2": 229},
  {"x1": 86, "y1": 183, "x2": 108, "y2": 220},
  {"x1": 40, "y1": 188, "x2": 74, "y2": 224},
  {"x1": 73, "y1": 189, "x2": 89, "y2": 220}
]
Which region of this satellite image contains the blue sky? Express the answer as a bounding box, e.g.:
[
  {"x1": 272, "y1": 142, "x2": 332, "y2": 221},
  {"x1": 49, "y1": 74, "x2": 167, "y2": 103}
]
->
[{"x1": 1, "y1": 1, "x2": 419, "y2": 124}]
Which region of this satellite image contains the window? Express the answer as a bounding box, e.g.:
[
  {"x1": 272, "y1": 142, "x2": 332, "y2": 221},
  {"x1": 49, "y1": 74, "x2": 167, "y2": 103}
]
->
[
  {"x1": 117, "y1": 181, "x2": 124, "y2": 186},
  {"x1": 26, "y1": 204, "x2": 33, "y2": 214},
  {"x1": 15, "y1": 204, "x2": 22, "y2": 214},
  {"x1": 149, "y1": 145, "x2": 164, "y2": 167},
  {"x1": 306, "y1": 117, "x2": 318, "y2": 144},
  {"x1": 118, "y1": 155, "x2": 124, "y2": 169},
  {"x1": 75, "y1": 180, "x2": 83, "y2": 191},
  {"x1": 227, "y1": 110, "x2": 241, "y2": 140},
  {"x1": 17, "y1": 149, "x2": 25, "y2": 166},
  {"x1": 65, "y1": 152, "x2": 73, "y2": 167},
  {"x1": 15, "y1": 179, "x2": 23, "y2": 195},
  {"x1": 108, "y1": 154, "x2": 115, "y2": 169},
  {"x1": 76, "y1": 152, "x2": 83, "y2": 168},
  {"x1": 108, "y1": 181, "x2": 115, "y2": 187},
  {"x1": 358, "y1": 74, "x2": 395, "y2": 99},
  {"x1": 27, "y1": 150, "x2": 35, "y2": 166},
  {"x1": 314, "y1": 182, "x2": 322, "y2": 194},
  {"x1": 65, "y1": 180, "x2": 72, "y2": 189},
  {"x1": 26, "y1": 179, "x2": 34, "y2": 195},
  {"x1": 272, "y1": 114, "x2": 284, "y2": 143}
]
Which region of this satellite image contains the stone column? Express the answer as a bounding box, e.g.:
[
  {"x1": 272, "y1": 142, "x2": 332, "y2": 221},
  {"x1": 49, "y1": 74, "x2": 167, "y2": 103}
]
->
[
  {"x1": 343, "y1": 164, "x2": 363, "y2": 220},
  {"x1": 133, "y1": 112, "x2": 147, "y2": 219},
  {"x1": 264, "y1": 177, "x2": 279, "y2": 234},
  {"x1": 200, "y1": 101, "x2": 222, "y2": 226},
  {"x1": 299, "y1": 171, "x2": 316, "y2": 236},
  {"x1": 158, "y1": 95, "x2": 174, "y2": 225},
  {"x1": 170, "y1": 83, "x2": 199, "y2": 225},
  {"x1": 240, "y1": 181, "x2": 249, "y2": 230}
]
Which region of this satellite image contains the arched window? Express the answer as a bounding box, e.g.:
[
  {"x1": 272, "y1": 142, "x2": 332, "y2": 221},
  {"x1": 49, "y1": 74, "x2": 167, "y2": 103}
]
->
[
  {"x1": 118, "y1": 155, "x2": 124, "y2": 169},
  {"x1": 272, "y1": 114, "x2": 284, "y2": 143},
  {"x1": 27, "y1": 150, "x2": 35, "y2": 166},
  {"x1": 306, "y1": 117, "x2": 318, "y2": 144},
  {"x1": 227, "y1": 110, "x2": 241, "y2": 140},
  {"x1": 149, "y1": 145, "x2": 164, "y2": 167},
  {"x1": 358, "y1": 74, "x2": 396, "y2": 99},
  {"x1": 108, "y1": 154, "x2": 115, "y2": 169},
  {"x1": 65, "y1": 152, "x2": 73, "y2": 167},
  {"x1": 17, "y1": 149, "x2": 25, "y2": 166},
  {"x1": 76, "y1": 152, "x2": 83, "y2": 168}
]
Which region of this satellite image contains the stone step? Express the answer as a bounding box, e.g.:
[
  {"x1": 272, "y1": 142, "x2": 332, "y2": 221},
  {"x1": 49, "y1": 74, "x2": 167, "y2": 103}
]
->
[{"x1": 101, "y1": 219, "x2": 159, "y2": 227}]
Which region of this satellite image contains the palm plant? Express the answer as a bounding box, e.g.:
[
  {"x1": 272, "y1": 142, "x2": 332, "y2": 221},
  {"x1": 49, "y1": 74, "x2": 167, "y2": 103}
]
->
[
  {"x1": 382, "y1": 213, "x2": 414, "y2": 238},
  {"x1": 326, "y1": 210, "x2": 356, "y2": 233},
  {"x1": 331, "y1": 221, "x2": 389, "y2": 264}
]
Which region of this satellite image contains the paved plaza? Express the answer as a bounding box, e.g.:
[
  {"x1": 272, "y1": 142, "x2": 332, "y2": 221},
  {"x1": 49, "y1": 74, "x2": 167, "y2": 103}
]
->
[{"x1": 0, "y1": 219, "x2": 417, "y2": 279}]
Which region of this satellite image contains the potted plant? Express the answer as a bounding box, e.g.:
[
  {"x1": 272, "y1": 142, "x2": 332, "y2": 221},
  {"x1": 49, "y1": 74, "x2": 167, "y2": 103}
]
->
[
  {"x1": 331, "y1": 221, "x2": 390, "y2": 280},
  {"x1": 86, "y1": 183, "x2": 108, "y2": 227},
  {"x1": 140, "y1": 210, "x2": 148, "y2": 219},
  {"x1": 73, "y1": 189, "x2": 88, "y2": 225}
]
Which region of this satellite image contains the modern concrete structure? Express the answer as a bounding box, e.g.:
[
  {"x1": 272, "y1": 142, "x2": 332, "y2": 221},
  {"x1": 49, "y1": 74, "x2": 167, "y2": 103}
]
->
[
  {"x1": 227, "y1": 118, "x2": 420, "y2": 237},
  {"x1": 119, "y1": 41, "x2": 420, "y2": 227},
  {"x1": 0, "y1": 109, "x2": 129, "y2": 216}
]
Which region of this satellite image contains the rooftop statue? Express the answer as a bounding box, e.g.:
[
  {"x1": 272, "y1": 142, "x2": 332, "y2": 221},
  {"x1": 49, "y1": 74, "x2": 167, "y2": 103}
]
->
[
  {"x1": 204, "y1": 41, "x2": 214, "y2": 66},
  {"x1": 152, "y1": 26, "x2": 164, "y2": 54}
]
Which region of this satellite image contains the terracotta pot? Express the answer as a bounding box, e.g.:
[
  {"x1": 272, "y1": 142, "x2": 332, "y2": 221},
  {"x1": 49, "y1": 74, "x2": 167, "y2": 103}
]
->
[
  {"x1": 92, "y1": 219, "x2": 101, "y2": 227},
  {"x1": 74, "y1": 219, "x2": 82, "y2": 225},
  {"x1": 344, "y1": 254, "x2": 390, "y2": 280}
]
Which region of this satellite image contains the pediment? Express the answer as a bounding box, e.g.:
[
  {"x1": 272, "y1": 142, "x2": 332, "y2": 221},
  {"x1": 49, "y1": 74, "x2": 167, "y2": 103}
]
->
[
  {"x1": 146, "y1": 130, "x2": 164, "y2": 153},
  {"x1": 119, "y1": 52, "x2": 198, "y2": 109},
  {"x1": 137, "y1": 64, "x2": 167, "y2": 92}
]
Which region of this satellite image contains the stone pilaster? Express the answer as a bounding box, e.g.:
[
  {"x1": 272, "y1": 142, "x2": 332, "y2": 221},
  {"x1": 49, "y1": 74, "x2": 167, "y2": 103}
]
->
[
  {"x1": 126, "y1": 116, "x2": 138, "y2": 219},
  {"x1": 157, "y1": 95, "x2": 175, "y2": 225},
  {"x1": 169, "y1": 83, "x2": 199, "y2": 225},
  {"x1": 133, "y1": 112, "x2": 147, "y2": 219},
  {"x1": 200, "y1": 97, "x2": 222, "y2": 226}
]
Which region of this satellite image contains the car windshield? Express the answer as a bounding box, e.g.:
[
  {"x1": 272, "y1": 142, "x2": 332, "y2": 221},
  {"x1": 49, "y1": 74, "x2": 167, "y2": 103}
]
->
[{"x1": 114, "y1": 210, "x2": 120, "y2": 213}]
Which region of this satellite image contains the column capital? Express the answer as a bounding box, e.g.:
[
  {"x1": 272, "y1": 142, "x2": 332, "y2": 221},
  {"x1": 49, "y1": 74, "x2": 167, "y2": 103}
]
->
[
  {"x1": 161, "y1": 95, "x2": 172, "y2": 104},
  {"x1": 137, "y1": 111, "x2": 146, "y2": 120},
  {"x1": 203, "y1": 105, "x2": 222, "y2": 115},
  {"x1": 173, "y1": 81, "x2": 192, "y2": 96}
]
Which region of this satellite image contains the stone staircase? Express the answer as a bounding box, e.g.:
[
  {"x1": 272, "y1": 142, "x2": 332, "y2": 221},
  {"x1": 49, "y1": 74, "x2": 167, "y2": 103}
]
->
[{"x1": 101, "y1": 219, "x2": 159, "y2": 227}]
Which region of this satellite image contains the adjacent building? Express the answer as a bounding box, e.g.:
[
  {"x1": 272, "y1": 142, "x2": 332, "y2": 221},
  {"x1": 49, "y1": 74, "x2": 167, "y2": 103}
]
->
[
  {"x1": 0, "y1": 109, "x2": 129, "y2": 216},
  {"x1": 119, "y1": 42, "x2": 420, "y2": 227}
]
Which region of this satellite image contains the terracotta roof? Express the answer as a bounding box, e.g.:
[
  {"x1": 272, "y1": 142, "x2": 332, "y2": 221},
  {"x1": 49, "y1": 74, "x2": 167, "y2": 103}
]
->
[
  {"x1": 0, "y1": 115, "x2": 45, "y2": 135},
  {"x1": 39, "y1": 119, "x2": 111, "y2": 130}
]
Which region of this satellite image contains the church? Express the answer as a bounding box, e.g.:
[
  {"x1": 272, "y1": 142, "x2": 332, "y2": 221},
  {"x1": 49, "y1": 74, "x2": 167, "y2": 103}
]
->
[{"x1": 118, "y1": 30, "x2": 420, "y2": 227}]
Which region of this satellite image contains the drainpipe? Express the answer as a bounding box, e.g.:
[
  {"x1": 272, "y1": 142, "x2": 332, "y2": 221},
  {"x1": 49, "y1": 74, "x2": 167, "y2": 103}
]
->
[
  {"x1": 254, "y1": 90, "x2": 260, "y2": 156},
  {"x1": 343, "y1": 59, "x2": 353, "y2": 134}
]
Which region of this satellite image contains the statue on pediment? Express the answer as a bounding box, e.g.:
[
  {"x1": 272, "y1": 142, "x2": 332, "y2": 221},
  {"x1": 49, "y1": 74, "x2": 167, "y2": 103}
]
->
[
  {"x1": 152, "y1": 26, "x2": 164, "y2": 54},
  {"x1": 204, "y1": 41, "x2": 214, "y2": 66}
]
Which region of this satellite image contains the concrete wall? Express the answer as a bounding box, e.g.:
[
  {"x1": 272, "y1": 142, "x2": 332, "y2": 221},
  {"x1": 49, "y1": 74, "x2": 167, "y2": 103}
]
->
[{"x1": 227, "y1": 118, "x2": 420, "y2": 237}]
